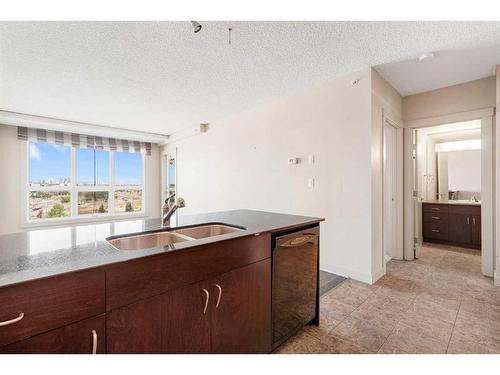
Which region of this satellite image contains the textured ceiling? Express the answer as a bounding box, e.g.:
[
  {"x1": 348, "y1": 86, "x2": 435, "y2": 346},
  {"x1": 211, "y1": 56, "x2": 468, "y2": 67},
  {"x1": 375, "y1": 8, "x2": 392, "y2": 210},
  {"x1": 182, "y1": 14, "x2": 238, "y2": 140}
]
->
[
  {"x1": 376, "y1": 43, "x2": 500, "y2": 96},
  {"x1": 1, "y1": 21, "x2": 500, "y2": 135}
]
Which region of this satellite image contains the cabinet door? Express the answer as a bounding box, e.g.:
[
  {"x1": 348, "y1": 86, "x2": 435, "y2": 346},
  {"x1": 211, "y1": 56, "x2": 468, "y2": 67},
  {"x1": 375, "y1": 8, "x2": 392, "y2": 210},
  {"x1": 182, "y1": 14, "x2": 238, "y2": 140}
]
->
[
  {"x1": 211, "y1": 259, "x2": 271, "y2": 354},
  {"x1": 106, "y1": 295, "x2": 163, "y2": 353},
  {"x1": 449, "y1": 213, "x2": 471, "y2": 245},
  {"x1": 0, "y1": 315, "x2": 105, "y2": 354},
  {"x1": 472, "y1": 215, "x2": 481, "y2": 246},
  {"x1": 163, "y1": 282, "x2": 211, "y2": 353}
]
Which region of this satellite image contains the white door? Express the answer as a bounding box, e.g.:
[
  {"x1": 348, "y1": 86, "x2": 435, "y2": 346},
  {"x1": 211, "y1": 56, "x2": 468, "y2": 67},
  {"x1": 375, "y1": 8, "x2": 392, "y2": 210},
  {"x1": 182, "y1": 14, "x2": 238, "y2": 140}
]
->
[
  {"x1": 383, "y1": 123, "x2": 398, "y2": 261},
  {"x1": 413, "y1": 129, "x2": 423, "y2": 259}
]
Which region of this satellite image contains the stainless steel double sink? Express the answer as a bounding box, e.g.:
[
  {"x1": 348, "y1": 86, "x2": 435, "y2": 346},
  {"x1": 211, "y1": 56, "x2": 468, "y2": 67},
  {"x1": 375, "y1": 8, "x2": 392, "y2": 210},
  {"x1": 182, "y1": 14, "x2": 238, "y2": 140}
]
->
[{"x1": 107, "y1": 224, "x2": 245, "y2": 251}]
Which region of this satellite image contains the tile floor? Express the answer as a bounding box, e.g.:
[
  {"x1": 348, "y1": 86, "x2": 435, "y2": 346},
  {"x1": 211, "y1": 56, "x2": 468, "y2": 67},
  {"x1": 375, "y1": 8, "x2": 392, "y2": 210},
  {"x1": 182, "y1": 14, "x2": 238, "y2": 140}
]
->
[
  {"x1": 320, "y1": 270, "x2": 346, "y2": 296},
  {"x1": 275, "y1": 243, "x2": 500, "y2": 354}
]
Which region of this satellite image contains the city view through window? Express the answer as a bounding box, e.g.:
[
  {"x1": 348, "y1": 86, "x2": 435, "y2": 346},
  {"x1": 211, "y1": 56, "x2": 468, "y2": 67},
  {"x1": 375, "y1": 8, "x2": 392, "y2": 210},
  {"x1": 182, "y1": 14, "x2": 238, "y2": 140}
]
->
[{"x1": 28, "y1": 142, "x2": 143, "y2": 220}]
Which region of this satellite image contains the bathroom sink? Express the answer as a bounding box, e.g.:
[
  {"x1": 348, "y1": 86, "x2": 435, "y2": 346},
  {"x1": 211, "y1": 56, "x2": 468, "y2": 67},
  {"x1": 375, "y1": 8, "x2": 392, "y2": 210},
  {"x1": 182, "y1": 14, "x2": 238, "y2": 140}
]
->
[
  {"x1": 172, "y1": 224, "x2": 244, "y2": 239},
  {"x1": 107, "y1": 231, "x2": 192, "y2": 251}
]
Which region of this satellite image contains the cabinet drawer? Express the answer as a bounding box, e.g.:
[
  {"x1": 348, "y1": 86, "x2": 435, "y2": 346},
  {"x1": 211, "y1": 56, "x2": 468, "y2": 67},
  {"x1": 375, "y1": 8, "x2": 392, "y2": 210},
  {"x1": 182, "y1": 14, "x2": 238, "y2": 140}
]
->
[
  {"x1": 423, "y1": 212, "x2": 448, "y2": 223},
  {"x1": 0, "y1": 269, "x2": 105, "y2": 347},
  {"x1": 449, "y1": 205, "x2": 481, "y2": 216},
  {"x1": 106, "y1": 233, "x2": 271, "y2": 310},
  {"x1": 423, "y1": 222, "x2": 449, "y2": 240},
  {"x1": 0, "y1": 314, "x2": 105, "y2": 354},
  {"x1": 423, "y1": 204, "x2": 449, "y2": 213}
]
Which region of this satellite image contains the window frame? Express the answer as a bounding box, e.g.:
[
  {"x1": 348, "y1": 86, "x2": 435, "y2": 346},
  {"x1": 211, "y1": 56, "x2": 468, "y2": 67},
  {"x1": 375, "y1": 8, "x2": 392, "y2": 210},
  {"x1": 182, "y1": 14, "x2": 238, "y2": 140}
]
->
[{"x1": 21, "y1": 141, "x2": 147, "y2": 228}]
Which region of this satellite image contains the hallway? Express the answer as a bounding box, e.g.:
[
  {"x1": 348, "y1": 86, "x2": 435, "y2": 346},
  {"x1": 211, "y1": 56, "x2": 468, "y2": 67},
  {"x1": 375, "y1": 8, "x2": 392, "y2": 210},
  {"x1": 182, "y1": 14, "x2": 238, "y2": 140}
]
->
[{"x1": 276, "y1": 243, "x2": 500, "y2": 354}]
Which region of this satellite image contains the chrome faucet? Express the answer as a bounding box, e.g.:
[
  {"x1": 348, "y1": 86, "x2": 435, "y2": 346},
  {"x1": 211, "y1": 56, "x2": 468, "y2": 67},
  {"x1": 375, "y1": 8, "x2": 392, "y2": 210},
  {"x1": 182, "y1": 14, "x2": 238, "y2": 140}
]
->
[{"x1": 162, "y1": 193, "x2": 186, "y2": 227}]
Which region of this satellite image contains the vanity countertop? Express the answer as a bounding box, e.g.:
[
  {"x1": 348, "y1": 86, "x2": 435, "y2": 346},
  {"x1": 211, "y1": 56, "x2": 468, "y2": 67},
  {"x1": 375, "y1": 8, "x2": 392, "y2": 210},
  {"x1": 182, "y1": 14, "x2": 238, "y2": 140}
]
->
[
  {"x1": 0, "y1": 209, "x2": 323, "y2": 288},
  {"x1": 422, "y1": 200, "x2": 481, "y2": 206}
]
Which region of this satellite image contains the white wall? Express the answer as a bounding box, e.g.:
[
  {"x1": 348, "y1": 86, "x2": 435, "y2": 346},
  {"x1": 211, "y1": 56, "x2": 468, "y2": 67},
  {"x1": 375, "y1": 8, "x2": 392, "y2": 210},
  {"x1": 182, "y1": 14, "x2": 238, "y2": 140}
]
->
[
  {"x1": 403, "y1": 76, "x2": 496, "y2": 121},
  {"x1": 163, "y1": 68, "x2": 379, "y2": 283},
  {"x1": 447, "y1": 150, "x2": 481, "y2": 192},
  {"x1": 496, "y1": 65, "x2": 500, "y2": 285},
  {"x1": 416, "y1": 131, "x2": 438, "y2": 201},
  {"x1": 0, "y1": 124, "x2": 161, "y2": 235},
  {"x1": 0, "y1": 125, "x2": 21, "y2": 235}
]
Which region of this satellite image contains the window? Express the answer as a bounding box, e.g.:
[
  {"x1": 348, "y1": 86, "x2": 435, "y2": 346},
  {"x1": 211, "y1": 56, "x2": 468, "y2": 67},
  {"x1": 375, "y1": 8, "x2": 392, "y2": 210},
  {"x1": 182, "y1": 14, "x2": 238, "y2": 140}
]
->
[{"x1": 27, "y1": 142, "x2": 144, "y2": 222}]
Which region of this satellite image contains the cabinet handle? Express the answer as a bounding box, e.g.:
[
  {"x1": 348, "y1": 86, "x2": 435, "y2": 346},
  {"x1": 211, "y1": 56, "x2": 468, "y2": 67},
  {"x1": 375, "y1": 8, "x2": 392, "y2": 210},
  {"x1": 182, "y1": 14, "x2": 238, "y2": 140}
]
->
[
  {"x1": 91, "y1": 329, "x2": 97, "y2": 354},
  {"x1": 0, "y1": 312, "x2": 24, "y2": 327},
  {"x1": 473, "y1": 217, "x2": 476, "y2": 225},
  {"x1": 467, "y1": 217, "x2": 470, "y2": 225},
  {"x1": 431, "y1": 229, "x2": 440, "y2": 233},
  {"x1": 214, "y1": 284, "x2": 222, "y2": 308},
  {"x1": 431, "y1": 208, "x2": 440, "y2": 211},
  {"x1": 431, "y1": 216, "x2": 440, "y2": 220},
  {"x1": 201, "y1": 288, "x2": 210, "y2": 314}
]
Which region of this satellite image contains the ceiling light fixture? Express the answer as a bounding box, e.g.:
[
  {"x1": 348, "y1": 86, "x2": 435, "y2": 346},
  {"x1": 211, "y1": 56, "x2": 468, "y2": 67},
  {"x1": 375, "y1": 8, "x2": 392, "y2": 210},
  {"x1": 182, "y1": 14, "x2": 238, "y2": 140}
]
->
[
  {"x1": 418, "y1": 52, "x2": 435, "y2": 62},
  {"x1": 191, "y1": 21, "x2": 202, "y2": 33}
]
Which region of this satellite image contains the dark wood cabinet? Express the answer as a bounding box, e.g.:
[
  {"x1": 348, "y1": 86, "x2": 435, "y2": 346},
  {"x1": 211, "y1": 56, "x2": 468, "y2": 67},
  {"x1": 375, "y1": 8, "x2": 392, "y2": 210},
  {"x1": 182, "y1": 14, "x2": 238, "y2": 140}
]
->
[
  {"x1": 0, "y1": 315, "x2": 105, "y2": 354},
  {"x1": 106, "y1": 294, "x2": 163, "y2": 353},
  {"x1": 449, "y1": 213, "x2": 471, "y2": 244},
  {"x1": 1, "y1": 232, "x2": 277, "y2": 354},
  {"x1": 423, "y1": 203, "x2": 481, "y2": 249},
  {"x1": 107, "y1": 259, "x2": 271, "y2": 354},
  {"x1": 472, "y1": 215, "x2": 481, "y2": 246},
  {"x1": 210, "y1": 259, "x2": 271, "y2": 354},
  {"x1": 0, "y1": 268, "x2": 105, "y2": 348},
  {"x1": 163, "y1": 282, "x2": 211, "y2": 353}
]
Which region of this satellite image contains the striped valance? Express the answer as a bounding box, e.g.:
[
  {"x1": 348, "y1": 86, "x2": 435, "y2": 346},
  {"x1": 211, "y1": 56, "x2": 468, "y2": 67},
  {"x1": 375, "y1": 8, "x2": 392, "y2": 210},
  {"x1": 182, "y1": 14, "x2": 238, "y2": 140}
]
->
[{"x1": 17, "y1": 127, "x2": 152, "y2": 155}]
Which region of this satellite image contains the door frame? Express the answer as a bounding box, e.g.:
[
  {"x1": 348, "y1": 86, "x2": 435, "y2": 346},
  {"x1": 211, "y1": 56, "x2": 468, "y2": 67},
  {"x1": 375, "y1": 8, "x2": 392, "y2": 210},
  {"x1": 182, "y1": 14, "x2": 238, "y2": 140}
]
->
[
  {"x1": 382, "y1": 109, "x2": 404, "y2": 271},
  {"x1": 161, "y1": 148, "x2": 178, "y2": 211},
  {"x1": 403, "y1": 108, "x2": 495, "y2": 278}
]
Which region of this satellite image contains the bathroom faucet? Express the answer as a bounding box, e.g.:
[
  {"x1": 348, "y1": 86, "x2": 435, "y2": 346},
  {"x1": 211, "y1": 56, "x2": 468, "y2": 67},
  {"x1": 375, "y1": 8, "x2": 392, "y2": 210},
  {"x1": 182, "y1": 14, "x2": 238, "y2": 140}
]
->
[{"x1": 162, "y1": 193, "x2": 186, "y2": 227}]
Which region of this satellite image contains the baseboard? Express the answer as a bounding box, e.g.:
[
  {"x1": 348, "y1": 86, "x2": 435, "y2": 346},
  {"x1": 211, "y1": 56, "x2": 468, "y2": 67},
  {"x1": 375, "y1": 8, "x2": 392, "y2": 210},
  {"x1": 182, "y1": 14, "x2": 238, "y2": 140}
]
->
[
  {"x1": 321, "y1": 263, "x2": 377, "y2": 285},
  {"x1": 495, "y1": 270, "x2": 500, "y2": 286},
  {"x1": 371, "y1": 267, "x2": 385, "y2": 284}
]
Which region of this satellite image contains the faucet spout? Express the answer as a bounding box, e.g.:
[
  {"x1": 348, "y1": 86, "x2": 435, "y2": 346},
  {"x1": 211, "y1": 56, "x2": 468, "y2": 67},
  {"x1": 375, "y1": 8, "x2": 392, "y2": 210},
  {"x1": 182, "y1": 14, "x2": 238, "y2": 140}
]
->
[{"x1": 162, "y1": 197, "x2": 186, "y2": 227}]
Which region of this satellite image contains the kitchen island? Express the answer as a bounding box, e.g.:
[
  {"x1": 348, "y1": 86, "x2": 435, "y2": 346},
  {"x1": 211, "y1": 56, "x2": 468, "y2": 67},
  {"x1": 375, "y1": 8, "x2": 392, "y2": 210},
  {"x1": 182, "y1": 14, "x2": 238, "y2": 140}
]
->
[{"x1": 0, "y1": 210, "x2": 323, "y2": 354}]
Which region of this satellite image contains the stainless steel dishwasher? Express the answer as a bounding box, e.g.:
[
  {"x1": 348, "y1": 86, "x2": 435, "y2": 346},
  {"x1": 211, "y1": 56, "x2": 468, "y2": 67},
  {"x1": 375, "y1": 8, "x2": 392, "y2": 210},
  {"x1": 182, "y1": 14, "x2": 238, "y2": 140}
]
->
[{"x1": 272, "y1": 225, "x2": 319, "y2": 349}]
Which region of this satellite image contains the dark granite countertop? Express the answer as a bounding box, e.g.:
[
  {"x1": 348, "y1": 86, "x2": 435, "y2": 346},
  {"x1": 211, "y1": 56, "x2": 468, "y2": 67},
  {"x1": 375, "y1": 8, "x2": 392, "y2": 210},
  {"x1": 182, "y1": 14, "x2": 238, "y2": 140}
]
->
[{"x1": 0, "y1": 209, "x2": 323, "y2": 288}]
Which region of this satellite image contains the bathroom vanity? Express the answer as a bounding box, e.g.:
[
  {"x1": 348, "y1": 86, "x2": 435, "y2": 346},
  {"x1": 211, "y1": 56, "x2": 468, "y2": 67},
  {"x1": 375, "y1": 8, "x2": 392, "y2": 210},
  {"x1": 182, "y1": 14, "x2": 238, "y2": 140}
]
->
[
  {"x1": 422, "y1": 201, "x2": 481, "y2": 249},
  {"x1": 0, "y1": 210, "x2": 323, "y2": 354}
]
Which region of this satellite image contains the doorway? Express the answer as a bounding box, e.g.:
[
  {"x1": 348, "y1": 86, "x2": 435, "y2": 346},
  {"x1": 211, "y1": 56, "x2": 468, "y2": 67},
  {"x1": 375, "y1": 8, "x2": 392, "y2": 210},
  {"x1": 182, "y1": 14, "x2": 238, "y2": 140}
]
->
[
  {"x1": 161, "y1": 149, "x2": 177, "y2": 223},
  {"x1": 404, "y1": 111, "x2": 494, "y2": 278},
  {"x1": 383, "y1": 121, "x2": 398, "y2": 263}
]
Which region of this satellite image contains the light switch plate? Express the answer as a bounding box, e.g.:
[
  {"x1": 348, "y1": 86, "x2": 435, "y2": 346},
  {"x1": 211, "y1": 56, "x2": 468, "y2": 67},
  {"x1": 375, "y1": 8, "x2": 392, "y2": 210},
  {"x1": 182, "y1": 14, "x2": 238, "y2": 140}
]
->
[
  {"x1": 308, "y1": 154, "x2": 315, "y2": 164},
  {"x1": 308, "y1": 178, "x2": 315, "y2": 188}
]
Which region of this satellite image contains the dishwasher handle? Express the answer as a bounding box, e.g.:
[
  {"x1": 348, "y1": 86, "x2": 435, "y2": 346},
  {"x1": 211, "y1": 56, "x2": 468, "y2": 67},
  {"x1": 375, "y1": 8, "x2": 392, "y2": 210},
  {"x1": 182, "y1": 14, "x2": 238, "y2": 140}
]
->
[
  {"x1": 275, "y1": 226, "x2": 319, "y2": 248},
  {"x1": 278, "y1": 234, "x2": 317, "y2": 248}
]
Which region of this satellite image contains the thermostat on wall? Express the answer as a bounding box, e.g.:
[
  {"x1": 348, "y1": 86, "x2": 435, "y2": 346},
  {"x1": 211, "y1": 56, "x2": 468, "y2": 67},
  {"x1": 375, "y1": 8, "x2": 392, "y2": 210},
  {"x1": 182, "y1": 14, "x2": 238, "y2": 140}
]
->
[{"x1": 288, "y1": 157, "x2": 299, "y2": 165}]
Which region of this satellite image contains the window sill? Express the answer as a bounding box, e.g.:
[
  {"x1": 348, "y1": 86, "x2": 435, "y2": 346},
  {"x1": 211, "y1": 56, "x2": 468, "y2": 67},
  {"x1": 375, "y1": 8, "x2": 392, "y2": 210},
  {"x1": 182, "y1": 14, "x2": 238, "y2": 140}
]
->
[{"x1": 21, "y1": 212, "x2": 149, "y2": 230}]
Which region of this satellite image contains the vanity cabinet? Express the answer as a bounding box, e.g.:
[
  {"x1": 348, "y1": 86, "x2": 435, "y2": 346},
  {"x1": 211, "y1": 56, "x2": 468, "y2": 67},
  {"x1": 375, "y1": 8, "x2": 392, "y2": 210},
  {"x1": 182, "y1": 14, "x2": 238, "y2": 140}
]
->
[
  {"x1": 423, "y1": 203, "x2": 481, "y2": 249},
  {"x1": 471, "y1": 215, "x2": 481, "y2": 246}
]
